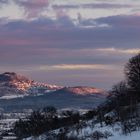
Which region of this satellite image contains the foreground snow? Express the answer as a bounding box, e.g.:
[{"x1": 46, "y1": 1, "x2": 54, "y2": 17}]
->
[
  {"x1": 109, "y1": 130, "x2": 140, "y2": 140},
  {"x1": 23, "y1": 121, "x2": 140, "y2": 140},
  {"x1": 24, "y1": 131, "x2": 140, "y2": 140},
  {"x1": 24, "y1": 130, "x2": 140, "y2": 140}
]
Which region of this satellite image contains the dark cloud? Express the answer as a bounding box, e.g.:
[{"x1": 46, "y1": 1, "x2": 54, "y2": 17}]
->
[
  {"x1": 95, "y1": 15, "x2": 140, "y2": 27},
  {"x1": 0, "y1": 15, "x2": 140, "y2": 89},
  {"x1": 53, "y1": 4, "x2": 79, "y2": 9},
  {"x1": 0, "y1": 15, "x2": 140, "y2": 51},
  {"x1": 0, "y1": 16, "x2": 139, "y2": 70},
  {"x1": 0, "y1": 0, "x2": 9, "y2": 4}
]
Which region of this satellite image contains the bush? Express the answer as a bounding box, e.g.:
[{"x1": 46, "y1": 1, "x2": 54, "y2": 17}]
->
[
  {"x1": 92, "y1": 131, "x2": 104, "y2": 140},
  {"x1": 104, "y1": 131, "x2": 113, "y2": 139}
]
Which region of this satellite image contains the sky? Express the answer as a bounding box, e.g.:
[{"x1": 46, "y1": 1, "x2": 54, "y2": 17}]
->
[{"x1": 0, "y1": 0, "x2": 140, "y2": 90}]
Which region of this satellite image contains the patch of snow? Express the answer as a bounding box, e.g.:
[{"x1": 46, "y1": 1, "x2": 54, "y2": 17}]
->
[
  {"x1": 0, "y1": 94, "x2": 28, "y2": 99},
  {"x1": 109, "y1": 130, "x2": 140, "y2": 140}
]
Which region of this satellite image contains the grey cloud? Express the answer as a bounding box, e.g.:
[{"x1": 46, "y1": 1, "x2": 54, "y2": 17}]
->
[
  {"x1": 0, "y1": 0, "x2": 9, "y2": 4},
  {"x1": 52, "y1": 3, "x2": 132, "y2": 10},
  {"x1": 0, "y1": 15, "x2": 139, "y2": 89},
  {"x1": 95, "y1": 15, "x2": 140, "y2": 27},
  {"x1": 1, "y1": 15, "x2": 140, "y2": 50}
]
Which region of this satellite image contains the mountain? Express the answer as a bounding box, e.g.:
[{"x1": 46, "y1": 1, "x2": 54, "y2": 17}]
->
[
  {"x1": 0, "y1": 72, "x2": 107, "y2": 97},
  {"x1": 58, "y1": 86, "x2": 107, "y2": 96},
  {"x1": 0, "y1": 72, "x2": 32, "y2": 96},
  {"x1": 0, "y1": 72, "x2": 32, "y2": 90},
  {"x1": 0, "y1": 72, "x2": 62, "y2": 97},
  {"x1": 0, "y1": 72, "x2": 108, "y2": 111}
]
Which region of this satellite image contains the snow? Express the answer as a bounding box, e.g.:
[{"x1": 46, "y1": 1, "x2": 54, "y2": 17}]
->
[
  {"x1": 2, "y1": 136, "x2": 17, "y2": 140},
  {"x1": 23, "y1": 121, "x2": 140, "y2": 140},
  {"x1": 0, "y1": 94, "x2": 27, "y2": 99},
  {"x1": 77, "y1": 122, "x2": 140, "y2": 140},
  {"x1": 109, "y1": 131, "x2": 140, "y2": 140}
]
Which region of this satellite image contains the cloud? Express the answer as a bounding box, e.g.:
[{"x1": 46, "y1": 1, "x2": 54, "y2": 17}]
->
[
  {"x1": 16, "y1": 0, "x2": 49, "y2": 18},
  {"x1": 53, "y1": 3, "x2": 132, "y2": 10},
  {"x1": 39, "y1": 64, "x2": 117, "y2": 71},
  {"x1": 96, "y1": 48, "x2": 140, "y2": 54},
  {"x1": 0, "y1": 0, "x2": 139, "y2": 21},
  {"x1": 0, "y1": 15, "x2": 140, "y2": 51},
  {"x1": 75, "y1": 14, "x2": 140, "y2": 29},
  {"x1": 0, "y1": 1, "x2": 24, "y2": 20},
  {"x1": 95, "y1": 15, "x2": 140, "y2": 27},
  {"x1": 0, "y1": 0, "x2": 9, "y2": 4}
]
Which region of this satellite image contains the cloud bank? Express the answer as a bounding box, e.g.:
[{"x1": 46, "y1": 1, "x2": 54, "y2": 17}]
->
[{"x1": 0, "y1": 0, "x2": 140, "y2": 89}]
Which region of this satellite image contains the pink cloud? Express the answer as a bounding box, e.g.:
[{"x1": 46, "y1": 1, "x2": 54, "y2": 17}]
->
[
  {"x1": 17, "y1": 0, "x2": 49, "y2": 18},
  {"x1": 134, "y1": 13, "x2": 140, "y2": 16}
]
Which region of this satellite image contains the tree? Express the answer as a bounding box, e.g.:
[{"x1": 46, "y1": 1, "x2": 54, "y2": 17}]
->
[
  {"x1": 109, "y1": 81, "x2": 128, "y2": 107},
  {"x1": 111, "y1": 81, "x2": 128, "y2": 97},
  {"x1": 125, "y1": 53, "x2": 140, "y2": 92},
  {"x1": 41, "y1": 106, "x2": 57, "y2": 119},
  {"x1": 108, "y1": 81, "x2": 133, "y2": 120}
]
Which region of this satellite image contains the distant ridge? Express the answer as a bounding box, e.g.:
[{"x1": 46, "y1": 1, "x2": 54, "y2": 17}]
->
[
  {"x1": 59, "y1": 86, "x2": 108, "y2": 96},
  {"x1": 0, "y1": 72, "x2": 108, "y2": 97},
  {"x1": 0, "y1": 72, "x2": 108, "y2": 111}
]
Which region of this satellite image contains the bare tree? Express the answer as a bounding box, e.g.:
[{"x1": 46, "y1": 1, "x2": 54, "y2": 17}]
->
[
  {"x1": 125, "y1": 53, "x2": 140, "y2": 92},
  {"x1": 111, "y1": 81, "x2": 128, "y2": 97}
]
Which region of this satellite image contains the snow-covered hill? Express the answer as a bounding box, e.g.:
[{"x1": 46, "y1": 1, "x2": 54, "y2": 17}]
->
[
  {"x1": 0, "y1": 72, "x2": 32, "y2": 91},
  {"x1": 59, "y1": 86, "x2": 108, "y2": 96},
  {"x1": 0, "y1": 72, "x2": 62, "y2": 97},
  {"x1": 0, "y1": 72, "x2": 108, "y2": 111},
  {"x1": 0, "y1": 72, "x2": 107, "y2": 98}
]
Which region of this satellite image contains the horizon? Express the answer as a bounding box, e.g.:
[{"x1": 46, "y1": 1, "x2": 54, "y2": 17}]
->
[{"x1": 0, "y1": 0, "x2": 140, "y2": 90}]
